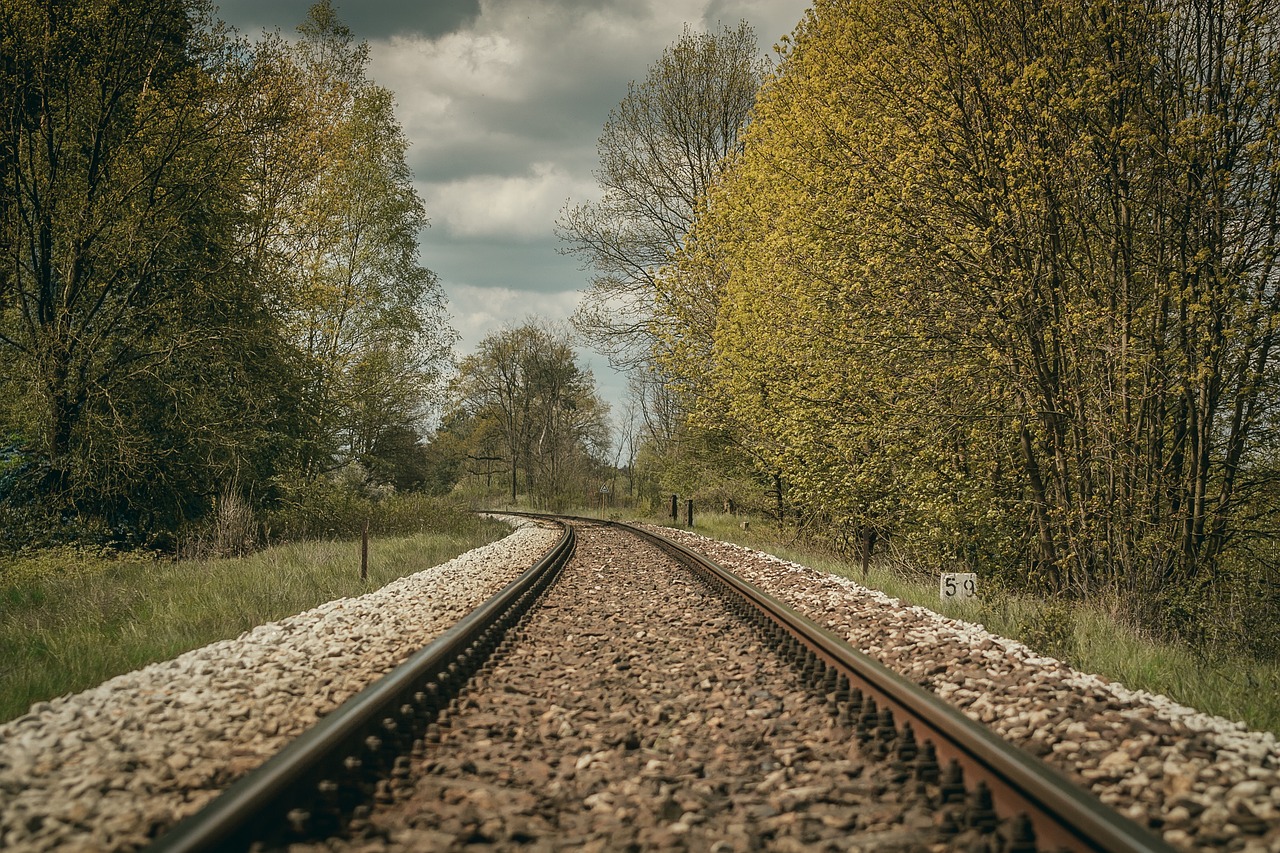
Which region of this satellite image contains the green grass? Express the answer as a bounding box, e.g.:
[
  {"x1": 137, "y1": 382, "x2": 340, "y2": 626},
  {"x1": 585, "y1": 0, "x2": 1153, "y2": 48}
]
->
[
  {"x1": 0, "y1": 518, "x2": 511, "y2": 724},
  {"x1": 660, "y1": 511, "x2": 1280, "y2": 736}
]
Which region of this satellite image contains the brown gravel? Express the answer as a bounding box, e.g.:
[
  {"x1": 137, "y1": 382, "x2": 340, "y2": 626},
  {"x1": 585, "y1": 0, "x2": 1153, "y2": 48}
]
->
[
  {"x1": 312, "y1": 523, "x2": 1008, "y2": 852},
  {"x1": 650, "y1": 525, "x2": 1280, "y2": 852}
]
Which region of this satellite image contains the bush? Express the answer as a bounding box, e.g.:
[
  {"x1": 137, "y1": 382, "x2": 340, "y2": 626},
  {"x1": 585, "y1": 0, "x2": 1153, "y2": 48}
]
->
[
  {"x1": 0, "y1": 544, "x2": 148, "y2": 587},
  {"x1": 1147, "y1": 553, "x2": 1280, "y2": 661},
  {"x1": 1013, "y1": 599, "x2": 1078, "y2": 661},
  {"x1": 177, "y1": 486, "x2": 258, "y2": 560},
  {"x1": 263, "y1": 472, "x2": 481, "y2": 544}
]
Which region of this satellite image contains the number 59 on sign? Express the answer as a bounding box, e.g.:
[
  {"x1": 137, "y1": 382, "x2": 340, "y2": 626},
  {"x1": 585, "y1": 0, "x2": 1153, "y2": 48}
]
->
[{"x1": 940, "y1": 572, "x2": 977, "y2": 601}]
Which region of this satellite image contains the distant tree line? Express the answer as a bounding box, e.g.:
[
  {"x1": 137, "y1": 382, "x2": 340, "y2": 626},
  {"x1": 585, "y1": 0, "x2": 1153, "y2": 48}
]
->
[
  {"x1": 0, "y1": 0, "x2": 453, "y2": 550},
  {"x1": 429, "y1": 322, "x2": 612, "y2": 511}
]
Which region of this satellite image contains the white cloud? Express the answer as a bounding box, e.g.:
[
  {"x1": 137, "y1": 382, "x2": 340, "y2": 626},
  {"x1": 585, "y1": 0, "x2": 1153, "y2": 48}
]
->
[
  {"x1": 369, "y1": 0, "x2": 755, "y2": 180},
  {"x1": 425, "y1": 163, "x2": 595, "y2": 241},
  {"x1": 378, "y1": 29, "x2": 522, "y2": 113},
  {"x1": 446, "y1": 283, "x2": 582, "y2": 349}
]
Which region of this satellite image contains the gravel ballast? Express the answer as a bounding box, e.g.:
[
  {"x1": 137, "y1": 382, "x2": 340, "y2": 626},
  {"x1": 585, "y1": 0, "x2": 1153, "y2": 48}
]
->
[
  {"x1": 310, "y1": 522, "x2": 959, "y2": 852},
  {"x1": 0, "y1": 520, "x2": 561, "y2": 853},
  {"x1": 1, "y1": 518, "x2": 1277, "y2": 851},
  {"x1": 650, "y1": 526, "x2": 1280, "y2": 852}
]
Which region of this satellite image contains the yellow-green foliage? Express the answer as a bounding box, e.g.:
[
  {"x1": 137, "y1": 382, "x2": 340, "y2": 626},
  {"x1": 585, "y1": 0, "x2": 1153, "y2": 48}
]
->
[
  {"x1": 0, "y1": 546, "x2": 149, "y2": 587},
  {"x1": 659, "y1": 0, "x2": 1280, "y2": 637},
  {"x1": 662, "y1": 0, "x2": 1022, "y2": 571}
]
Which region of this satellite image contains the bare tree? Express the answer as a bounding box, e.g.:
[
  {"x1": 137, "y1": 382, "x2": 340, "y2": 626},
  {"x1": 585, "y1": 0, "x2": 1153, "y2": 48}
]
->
[{"x1": 557, "y1": 22, "x2": 766, "y2": 370}]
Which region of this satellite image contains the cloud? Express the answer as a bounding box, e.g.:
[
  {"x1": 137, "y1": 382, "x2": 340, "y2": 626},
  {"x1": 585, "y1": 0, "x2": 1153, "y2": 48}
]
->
[
  {"x1": 371, "y1": 0, "x2": 795, "y2": 184},
  {"x1": 372, "y1": 8, "x2": 653, "y2": 183},
  {"x1": 215, "y1": 0, "x2": 481, "y2": 40},
  {"x1": 425, "y1": 163, "x2": 595, "y2": 241},
  {"x1": 702, "y1": 0, "x2": 811, "y2": 49},
  {"x1": 446, "y1": 283, "x2": 582, "y2": 348}
]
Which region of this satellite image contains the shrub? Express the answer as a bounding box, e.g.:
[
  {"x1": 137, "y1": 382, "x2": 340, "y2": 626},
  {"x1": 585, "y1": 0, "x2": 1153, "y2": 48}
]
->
[
  {"x1": 263, "y1": 473, "x2": 481, "y2": 544},
  {"x1": 177, "y1": 486, "x2": 259, "y2": 560},
  {"x1": 1013, "y1": 599, "x2": 1078, "y2": 661},
  {"x1": 0, "y1": 544, "x2": 148, "y2": 587}
]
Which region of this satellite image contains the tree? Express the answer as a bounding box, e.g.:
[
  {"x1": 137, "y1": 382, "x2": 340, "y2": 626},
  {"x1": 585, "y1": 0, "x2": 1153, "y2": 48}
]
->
[
  {"x1": 0, "y1": 0, "x2": 296, "y2": 540},
  {"x1": 663, "y1": 0, "x2": 1280, "y2": 636},
  {"x1": 447, "y1": 323, "x2": 610, "y2": 507},
  {"x1": 0, "y1": 0, "x2": 453, "y2": 546},
  {"x1": 557, "y1": 21, "x2": 766, "y2": 370},
  {"x1": 242, "y1": 2, "x2": 453, "y2": 479}
]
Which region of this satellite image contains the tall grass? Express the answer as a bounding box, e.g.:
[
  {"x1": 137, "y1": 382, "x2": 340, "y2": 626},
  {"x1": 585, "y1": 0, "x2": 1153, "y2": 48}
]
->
[
  {"x1": 672, "y1": 511, "x2": 1280, "y2": 736},
  {"x1": 0, "y1": 517, "x2": 511, "y2": 724}
]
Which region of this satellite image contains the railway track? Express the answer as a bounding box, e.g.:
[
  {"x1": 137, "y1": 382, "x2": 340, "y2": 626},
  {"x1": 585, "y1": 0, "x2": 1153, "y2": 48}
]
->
[{"x1": 147, "y1": 515, "x2": 1173, "y2": 852}]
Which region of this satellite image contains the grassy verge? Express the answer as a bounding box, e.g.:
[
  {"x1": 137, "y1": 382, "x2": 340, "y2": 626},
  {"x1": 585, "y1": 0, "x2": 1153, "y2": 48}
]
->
[
  {"x1": 662, "y1": 511, "x2": 1280, "y2": 736},
  {"x1": 0, "y1": 516, "x2": 512, "y2": 724}
]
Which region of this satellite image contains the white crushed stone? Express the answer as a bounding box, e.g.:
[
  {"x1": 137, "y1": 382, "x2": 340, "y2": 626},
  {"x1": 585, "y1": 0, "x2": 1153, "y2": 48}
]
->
[{"x1": 0, "y1": 518, "x2": 560, "y2": 853}]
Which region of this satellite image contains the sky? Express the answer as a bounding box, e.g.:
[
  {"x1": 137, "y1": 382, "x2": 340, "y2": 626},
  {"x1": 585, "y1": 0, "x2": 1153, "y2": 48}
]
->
[{"x1": 212, "y1": 0, "x2": 813, "y2": 420}]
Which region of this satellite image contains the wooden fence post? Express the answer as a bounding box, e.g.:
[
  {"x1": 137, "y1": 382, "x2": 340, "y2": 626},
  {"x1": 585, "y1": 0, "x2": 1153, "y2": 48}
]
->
[{"x1": 360, "y1": 520, "x2": 369, "y2": 581}]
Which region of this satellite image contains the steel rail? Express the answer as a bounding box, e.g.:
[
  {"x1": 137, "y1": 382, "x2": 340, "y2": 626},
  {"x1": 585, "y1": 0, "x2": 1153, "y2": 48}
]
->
[
  {"x1": 610, "y1": 518, "x2": 1175, "y2": 853},
  {"x1": 146, "y1": 518, "x2": 574, "y2": 853}
]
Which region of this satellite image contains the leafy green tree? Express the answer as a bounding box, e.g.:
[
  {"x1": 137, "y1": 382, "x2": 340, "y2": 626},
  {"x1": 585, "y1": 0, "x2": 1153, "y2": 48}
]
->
[
  {"x1": 0, "y1": 0, "x2": 451, "y2": 547},
  {"x1": 0, "y1": 0, "x2": 296, "y2": 541},
  {"x1": 363, "y1": 424, "x2": 432, "y2": 492},
  {"x1": 558, "y1": 21, "x2": 766, "y2": 370},
  {"x1": 447, "y1": 323, "x2": 611, "y2": 507},
  {"x1": 432, "y1": 407, "x2": 509, "y2": 497},
  {"x1": 243, "y1": 2, "x2": 453, "y2": 478}
]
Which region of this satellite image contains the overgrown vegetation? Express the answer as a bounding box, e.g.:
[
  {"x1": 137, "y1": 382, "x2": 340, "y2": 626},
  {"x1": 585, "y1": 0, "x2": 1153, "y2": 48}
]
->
[
  {"x1": 0, "y1": 507, "x2": 510, "y2": 723},
  {"x1": 682, "y1": 512, "x2": 1280, "y2": 736}
]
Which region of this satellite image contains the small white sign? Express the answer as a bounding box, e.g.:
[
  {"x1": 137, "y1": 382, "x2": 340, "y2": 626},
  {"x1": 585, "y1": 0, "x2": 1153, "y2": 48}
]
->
[{"x1": 940, "y1": 572, "x2": 977, "y2": 601}]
